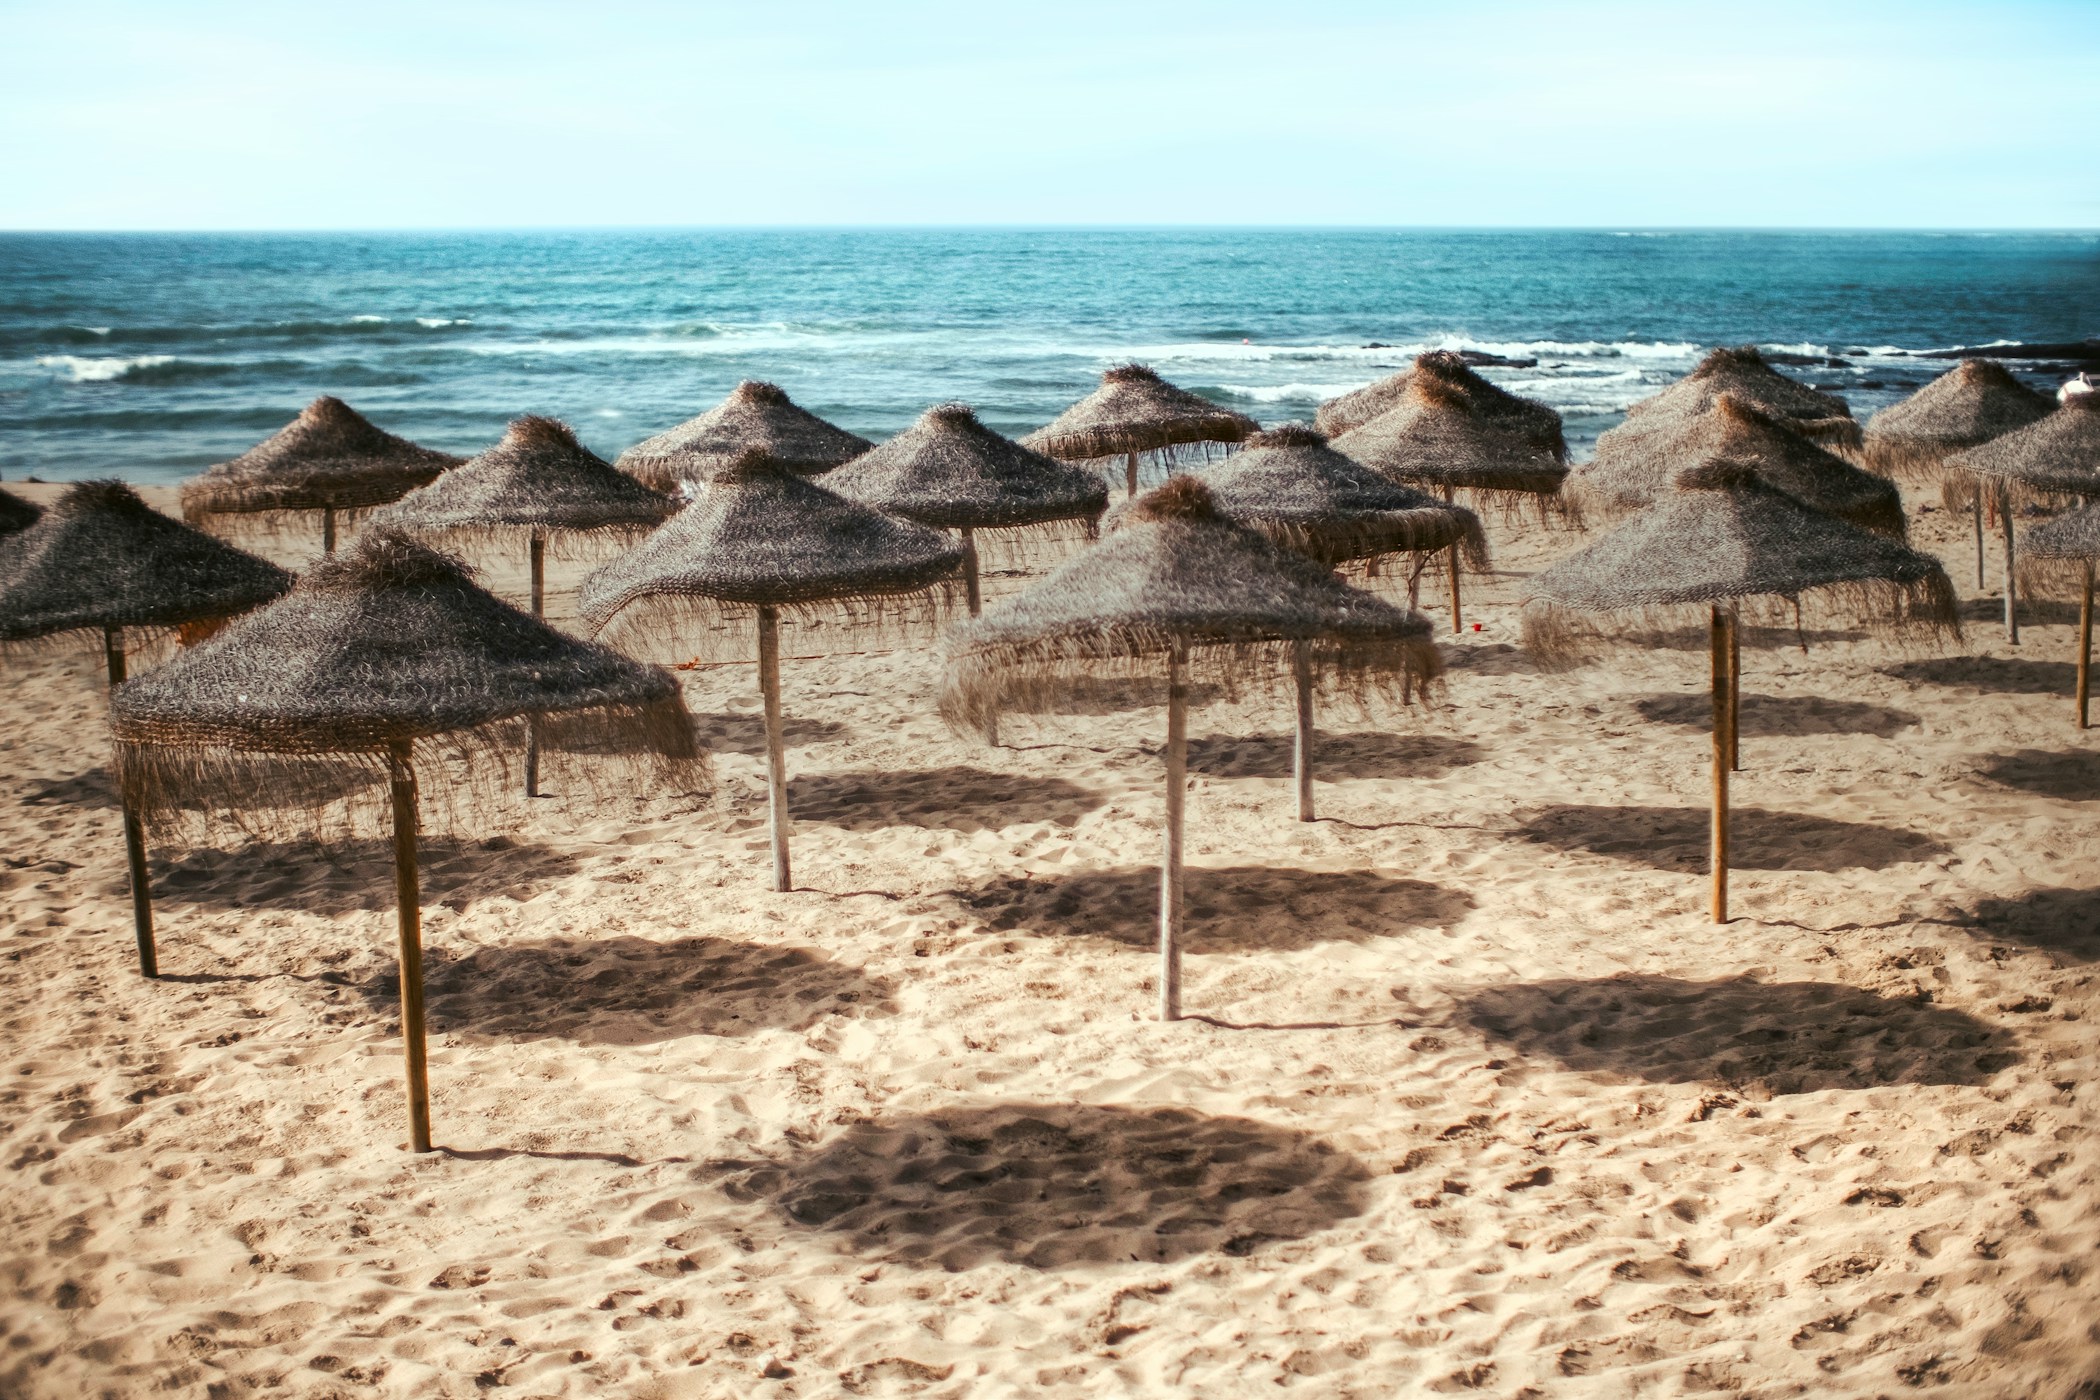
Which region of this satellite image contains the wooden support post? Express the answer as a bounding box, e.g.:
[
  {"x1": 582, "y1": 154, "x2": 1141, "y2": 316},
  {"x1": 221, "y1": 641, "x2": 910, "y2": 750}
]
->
[
  {"x1": 1972, "y1": 493, "x2": 1985, "y2": 590},
  {"x1": 1159, "y1": 641, "x2": 1188, "y2": 1022},
  {"x1": 1442, "y1": 483, "x2": 1462, "y2": 633},
  {"x1": 2078, "y1": 562, "x2": 2093, "y2": 731},
  {"x1": 2001, "y1": 488, "x2": 2019, "y2": 645},
  {"x1": 757, "y1": 605, "x2": 792, "y2": 892},
  {"x1": 103, "y1": 628, "x2": 157, "y2": 978},
  {"x1": 1126, "y1": 451, "x2": 1140, "y2": 500},
  {"x1": 524, "y1": 532, "x2": 546, "y2": 797},
  {"x1": 960, "y1": 527, "x2": 981, "y2": 617},
  {"x1": 322, "y1": 506, "x2": 337, "y2": 556},
  {"x1": 1292, "y1": 641, "x2": 1315, "y2": 823},
  {"x1": 1728, "y1": 604, "x2": 1741, "y2": 772},
  {"x1": 1710, "y1": 607, "x2": 1733, "y2": 925},
  {"x1": 388, "y1": 740, "x2": 431, "y2": 1153}
]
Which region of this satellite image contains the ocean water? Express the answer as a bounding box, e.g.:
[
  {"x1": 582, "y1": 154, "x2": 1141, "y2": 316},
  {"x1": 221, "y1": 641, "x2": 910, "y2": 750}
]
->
[{"x1": 1, "y1": 229, "x2": 2095, "y2": 484}]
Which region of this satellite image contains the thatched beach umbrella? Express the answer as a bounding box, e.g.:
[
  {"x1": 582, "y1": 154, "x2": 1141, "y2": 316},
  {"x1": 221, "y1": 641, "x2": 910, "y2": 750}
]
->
[
  {"x1": 822, "y1": 402, "x2": 1110, "y2": 616},
  {"x1": 1569, "y1": 393, "x2": 1905, "y2": 538},
  {"x1": 1317, "y1": 350, "x2": 1569, "y2": 463},
  {"x1": 1021, "y1": 364, "x2": 1257, "y2": 499},
  {"x1": 0, "y1": 487, "x2": 39, "y2": 538},
  {"x1": 615, "y1": 381, "x2": 872, "y2": 491},
  {"x1": 580, "y1": 450, "x2": 965, "y2": 891},
  {"x1": 942, "y1": 476, "x2": 1442, "y2": 1019},
  {"x1": 1605, "y1": 346, "x2": 1862, "y2": 454},
  {"x1": 0, "y1": 481, "x2": 292, "y2": 977},
  {"x1": 110, "y1": 530, "x2": 701, "y2": 1152},
  {"x1": 1943, "y1": 395, "x2": 2100, "y2": 644},
  {"x1": 2019, "y1": 502, "x2": 2100, "y2": 728},
  {"x1": 181, "y1": 396, "x2": 461, "y2": 553},
  {"x1": 1523, "y1": 458, "x2": 1958, "y2": 923},
  {"x1": 1101, "y1": 423, "x2": 1477, "y2": 820},
  {"x1": 1864, "y1": 361, "x2": 2054, "y2": 588},
  {"x1": 367, "y1": 415, "x2": 675, "y2": 795}
]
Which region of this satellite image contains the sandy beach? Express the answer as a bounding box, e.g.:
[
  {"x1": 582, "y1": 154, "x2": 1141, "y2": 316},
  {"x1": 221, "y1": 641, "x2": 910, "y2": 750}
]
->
[{"x1": 2, "y1": 481, "x2": 2095, "y2": 1398}]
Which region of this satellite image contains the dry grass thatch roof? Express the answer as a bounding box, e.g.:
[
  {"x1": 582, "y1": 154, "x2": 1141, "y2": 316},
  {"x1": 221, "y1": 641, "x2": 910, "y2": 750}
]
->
[
  {"x1": 1522, "y1": 458, "x2": 1957, "y2": 667},
  {"x1": 822, "y1": 402, "x2": 1110, "y2": 532},
  {"x1": 180, "y1": 396, "x2": 461, "y2": 522},
  {"x1": 1018, "y1": 365, "x2": 1257, "y2": 464},
  {"x1": 941, "y1": 476, "x2": 1443, "y2": 735},
  {"x1": 1942, "y1": 395, "x2": 2100, "y2": 503},
  {"x1": 1569, "y1": 393, "x2": 1905, "y2": 537},
  {"x1": 1613, "y1": 347, "x2": 1861, "y2": 451},
  {"x1": 579, "y1": 449, "x2": 966, "y2": 657},
  {"x1": 0, "y1": 480, "x2": 292, "y2": 645},
  {"x1": 2018, "y1": 500, "x2": 2100, "y2": 595},
  {"x1": 1331, "y1": 372, "x2": 1572, "y2": 517},
  {"x1": 1316, "y1": 351, "x2": 1568, "y2": 462},
  {"x1": 366, "y1": 415, "x2": 672, "y2": 543},
  {"x1": 0, "y1": 488, "x2": 39, "y2": 538},
  {"x1": 1104, "y1": 423, "x2": 1488, "y2": 571},
  {"x1": 109, "y1": 529, "x2": 700, "y2": 831},
  {"x1": 614, "y1": 381, "x2": 872, "y2": 491},
  {"x1": 1863, "y1": 361, "x2": 2055, "y2": 479}
]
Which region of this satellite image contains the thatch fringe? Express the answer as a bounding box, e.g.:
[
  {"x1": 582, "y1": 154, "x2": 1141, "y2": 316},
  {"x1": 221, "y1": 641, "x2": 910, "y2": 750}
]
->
[
  {"x1": 589, "y1": 582, "x2": 965, "y2": 663},
  {"x1": 1021, "y1": 364, "x2": 1257, "y2": 464}
]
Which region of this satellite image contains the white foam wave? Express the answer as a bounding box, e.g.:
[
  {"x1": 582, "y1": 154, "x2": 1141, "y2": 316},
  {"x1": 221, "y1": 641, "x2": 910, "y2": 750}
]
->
[
  {"x1": 1215, "y1": 382, "x2": 1365, "y2": 403},
  {"x1": 1076, "y1": 335, "x2": 1703, "y2": 366},
  {"x1": 350, "y1": 314, "x2": 388, "y2": 324},
  {"x1": 415, "y1": 317, "x2": 468, "y2": 329},
  {"x1": 74, "y1": 326, "x2": 111, "y2": 336},
  {"x1": 36, "y1": 354, "x2": 174, "y2": 382}
]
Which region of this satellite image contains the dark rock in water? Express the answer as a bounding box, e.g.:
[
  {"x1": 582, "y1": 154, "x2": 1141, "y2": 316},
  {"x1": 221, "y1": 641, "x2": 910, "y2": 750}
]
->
[
  {"x1": 1362, "y1": 342, "x2": 1392, "y2": 349},
  {"x1": 1912, "y1": 339, "x2": 2100, "y2": 368},
  {"x1": 1760, "y1": 350, "x2": 1851, "y2": 368},
  {"x1": 1356, "y1": 345, "x2": 1536, "y2": 368}
]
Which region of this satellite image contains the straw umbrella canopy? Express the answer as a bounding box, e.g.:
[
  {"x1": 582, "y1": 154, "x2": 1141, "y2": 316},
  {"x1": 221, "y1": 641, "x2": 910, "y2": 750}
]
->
[
  {"x1": 1522, "y1": 458, "x2": 1959, "y2": 925},
  {"x1": 0, "y1": 480, "x2": 293, "y2": 978},
  {"x1": 822, "y1": 401, "x2": 1111, "y2": 616},
  {"x1": 0, "y1": 487, "x2": 39, "y2": 538},
  {"x1": 580, "y1": 450, "x2": 966, "y2": 892},
  {"x1": 110, "y1": 529, "x2": 702, "y2": 1153},
  {"x1": 181, "y1": 396, "x2": 461, "y2": 552},
  {"x1": 1317, "y1": 350, "x2": 1569, "y2": 463},
  {"x1": 942, "y1": 475, "x2": 1443, "y2": 1020},
  {"x1": 1942, "y1": 395, "x2": 2100, "y2": 644},
  {"x1": 1605, "y1": 346, "x2": 1862, "y2": 454},
  {"x1": 1098, "y1": 422, "x2": 1475, "y2": 819},
  {"x1": 615, "y1": 381, "x2": 872, "y2": 491},
  {"x1": 2018, "y1": 501, "x2": 2100, "y2": 729},
  {"x1": 367, "y1": 415, "x2": 675, "y2": 795},
  {"x1": 1568, "y1": 393, "x2": 1905, "y2": 538},
  {"x1": 1020, "y1": 364, "x2": 1258, "y2": 499}
]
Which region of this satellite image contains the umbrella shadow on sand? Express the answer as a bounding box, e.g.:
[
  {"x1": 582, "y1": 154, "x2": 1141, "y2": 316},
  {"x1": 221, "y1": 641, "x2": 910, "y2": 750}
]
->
[
  {"x1": 17, "y1": 770, "x2": 120, "y2": 809},
  {"x1": 1973, "y1": 750, "x2": 2100, "y2": 802},
  {"x1": 740, "y1": 1103, "x2": 1371, "y2": 1270},
  {"x1": 1186, "y1": 731, "x2": 1484, "y2": 780},
  {"x1": 1458, "y1": 975, "x2": 2017, "y2": 1093},
  {"x1": 787, "y1": 765, "x2": 1105, "y2": 832},
  {"x1": 152, "y1": 836, "x2": 580, "y2": 916},
  {"x1": 1950, "y1": 887, "x2": 2100, "y2": 964},
  {"x1": 1882, "y1": 656, "x2": 2077, "y2": 696},
  {"x1": 361, "y1": 935, "x2": 897, "y2": 1045},
  {"x1": 951, "y1": 865, "x2": 1475, "y2": 952},
  {"x1": 685, "y1": 711, "x2": 850, "y2": 756},
  {"x1": 1513, "y1": 804, "x2": 1948, "y2": 873},
  {"x1": 1629, "y1": 692, "x2": 1918, "y2": 740}
]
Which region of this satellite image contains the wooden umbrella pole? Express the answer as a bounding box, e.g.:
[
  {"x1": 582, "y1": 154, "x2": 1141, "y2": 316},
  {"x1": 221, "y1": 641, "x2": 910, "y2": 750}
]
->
[
  {"x1": 1728, "y1": 602, "x2": 1742, "y2": 772},
  {"x1": 2000, "y1": 487, "x2": 2019, "y2": 645},
  {"x1": 1971, "y1": 493, "x2": 1985, "y2": 590},
  {"x1": 322, "y1": 505, "x2": 337, "y2": 556},
  {"x1": 1292, "y1": 641, "x2": 1315, "y2": 823},
  {"x1": 757, "y1": 605, "x2": 792, "y2": 892},
  {"x1": 1442, "y1": 483, "x2": 1462, "y2": 633},
  {"x1": 387, "y1": 740, "x2": 432, "y2": 1153},
  {"x1": 102, "y1": 628, "x2": 157, "y2": 978},
  {"x1": 524, "y1": 531, "x2": 546, "y2": 797},
  {"x1": 1710, "y1": 606, "x2": 1733, "y2": 925},
  {"x1": 1126, "y1": 451, "x2": 1140, "y2": 500},
  {"x1": 960, "y1": 528, "x2": 981, "y2": 617},
  {"x1": 2078, "y1": 561, "x2": 2093, "y2": 731},
  {"x1": 1159, "y1": 640, "x2": 1188, "y2": 1022}
]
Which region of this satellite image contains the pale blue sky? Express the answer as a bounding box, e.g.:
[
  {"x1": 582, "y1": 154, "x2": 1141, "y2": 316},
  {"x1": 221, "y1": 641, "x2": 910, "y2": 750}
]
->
[{"x1": 2, "y1": 0, "x2": 2094, "y2": 229}]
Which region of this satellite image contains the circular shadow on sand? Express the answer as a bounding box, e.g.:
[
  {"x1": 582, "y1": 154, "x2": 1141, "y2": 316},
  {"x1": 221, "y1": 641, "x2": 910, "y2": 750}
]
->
[
  {"x1": 1882, "y1": 656, "x2": 2076, "y2": 697},
  {"x1": 788, "y1": 765, "x2": 1104, "y2": 832},
  {"x1": 1629, "y1": 692, "x2": 1918, "y2": 740},
  {"x1": 1185, "y1": 732, "x2": 1484, "y2": 781},
  {"x1": 360, "y1": 935, "x2": 896, "y2": 1045},
  {"x1": 743, "y1": 1103, "x2": 1371, "y2": 1270},
  {"x1": 1974, "y1": 749, "x2": 2100, "y2": 802},
  {"x1": 17, "y1": 770, "x2": 120, "y2": 809},
  {"x1": 1459, "y1": 975, "x2": 2017, "y2": 1093},
  {"x1": 1514, "y1": 804, "x2": 1947, "y2": 873},
  {"x1": 153, "y1": 836, "x2": 580, "y2": 915},
  {"x1": 686, "y1": 712, "x2": 849, "y2": 756},
  {"x1": 1952, "y1": 887, "x2": 2100, "y2": 964},
  {"x1": 951, "y1": 865, "x2": 1474, "y2": 952}
]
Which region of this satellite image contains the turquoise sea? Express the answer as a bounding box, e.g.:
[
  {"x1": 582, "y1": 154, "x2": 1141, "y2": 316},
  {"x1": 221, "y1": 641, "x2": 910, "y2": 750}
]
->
[{"x1": 1, "y1": 229, "x2": 2095, "y2": 482}]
